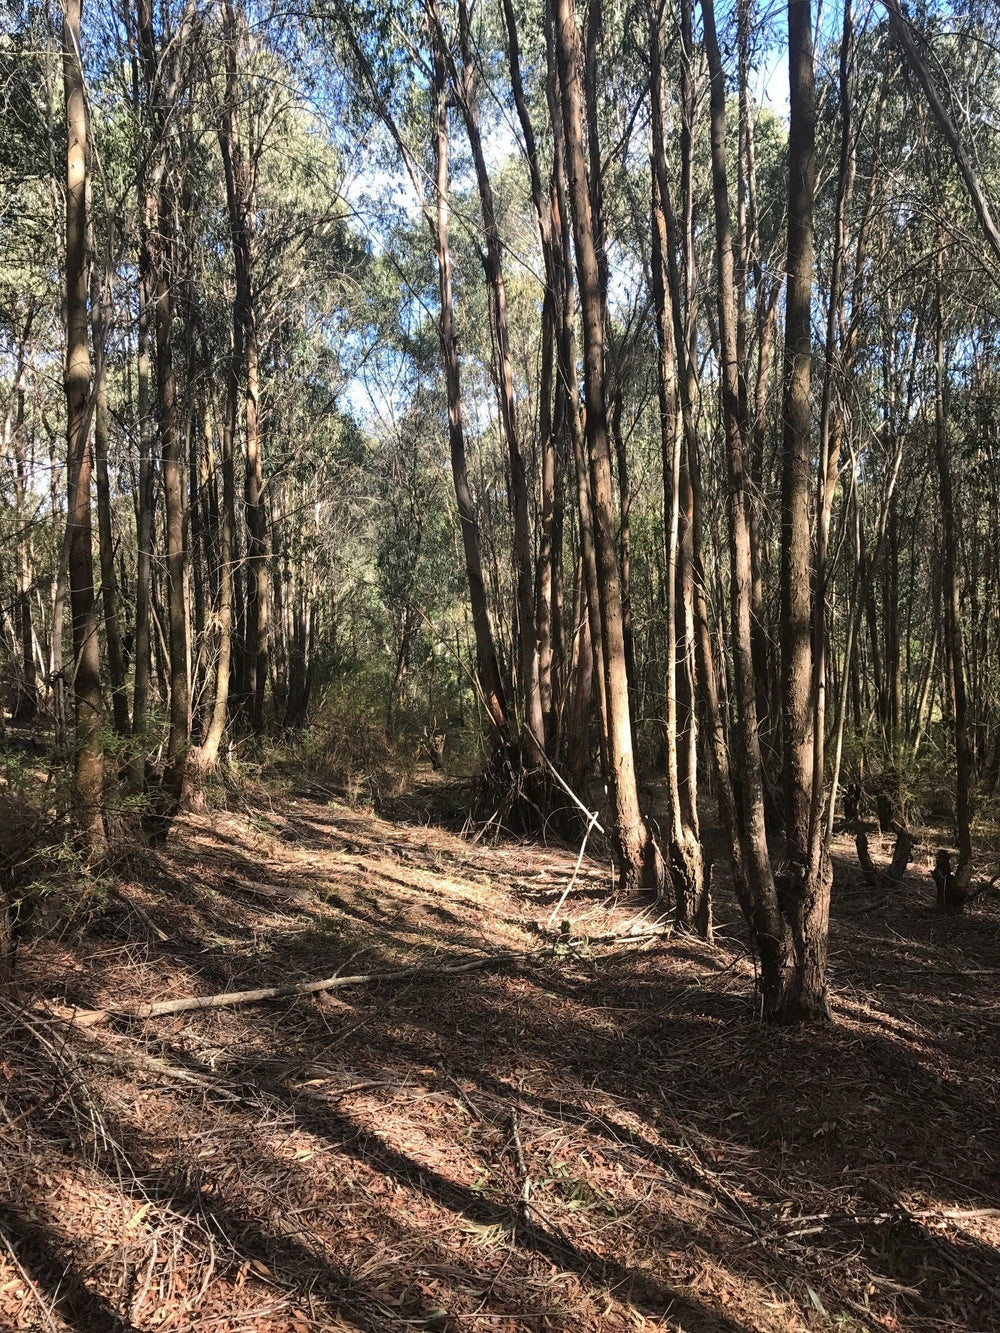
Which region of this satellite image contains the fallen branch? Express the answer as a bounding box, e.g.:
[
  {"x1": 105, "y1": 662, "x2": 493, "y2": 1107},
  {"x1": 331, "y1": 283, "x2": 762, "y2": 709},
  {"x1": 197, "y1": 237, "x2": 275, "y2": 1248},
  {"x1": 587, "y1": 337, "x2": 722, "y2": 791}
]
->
[
  {"x1": 560, "y1": 921, "x2": 674, "y2": 945},
  {"x1": 109, "y1": 885, "x2": 170, "y2": 941},
  {"x1": 523, "y1": 724, "x2": 605, "y2": 835},
  {"x1": 61, "y1": 926, "x2": 678, "y2": 1026},
  {"x1": 77, "y1": 1045, "x2": 243, "y2": 1100},
  {"x1": 546, "y1": 807, "x2": 601, "y2": 929},
  {"x1": 509, "y1": 1109, "x2": 532, "y2": 1219},
  {"x1": 224, "y1": 878, "x2": 314, "y2": 906},
  {"x1": 838, "y1": 894, "x2": 892, "y2": 917},
  {"x1": 69, "y1": 950, "x2": 542, "y2": 1024}
]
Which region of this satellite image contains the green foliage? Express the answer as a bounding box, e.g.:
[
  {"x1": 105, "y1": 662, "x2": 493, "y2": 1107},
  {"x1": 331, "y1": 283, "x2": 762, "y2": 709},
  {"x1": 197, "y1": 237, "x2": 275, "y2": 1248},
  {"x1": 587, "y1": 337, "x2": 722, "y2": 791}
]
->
[
  {"x1": 837, "y1": 725, "x2": 964, "y2": 830},
  {"x1": 279, "y1": 675, "x2": 418, "y2": 808}
]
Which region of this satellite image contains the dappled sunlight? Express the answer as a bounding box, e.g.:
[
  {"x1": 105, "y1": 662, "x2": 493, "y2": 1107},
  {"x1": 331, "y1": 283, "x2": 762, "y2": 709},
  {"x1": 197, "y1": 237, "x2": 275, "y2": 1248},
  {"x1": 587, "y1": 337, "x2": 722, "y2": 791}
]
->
[{"x1": 1, "y1": 789, "x2": 997, "y2": 1329}]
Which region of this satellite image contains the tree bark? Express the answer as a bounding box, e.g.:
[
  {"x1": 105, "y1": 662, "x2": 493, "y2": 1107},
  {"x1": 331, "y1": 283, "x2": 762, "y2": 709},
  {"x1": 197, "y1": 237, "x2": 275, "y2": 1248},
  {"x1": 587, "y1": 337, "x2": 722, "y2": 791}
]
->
[
  {"x1": 501, "y1": 0, "x2": 563, "y2": 744},
  {"x1": 90, "y1": 262, "x2": 130, "y2": 736},
  {"x1": 131, "y1": 254, "x2": 155, "y2": 776},
  {"x1": 428, "y1": 2, "x2": 508, "y2": 735},
  {"x1": 63, "y1": 0, "x2": 106, "y2": 857},
  {"x1": 545, "y1": 29, "x2": 608, "y2": 781},
  {"x1": 137, "y1": 0, "x2": 190, "y2": 833},
  {"x1": 775, "y1": 0, "x2": 832, "y2": 1021},
  {"x1": 701, "y1": 0, "x2": 793, "y2": 1009},
  {"x1": 649, "y1": 4, "x2": 707, "y2": 931},
  {"x1": 452, "y1": 0, "x2": 544, "y2": 761},
  {"x1": 195, "y1": 377, "x2": 235, "y2": 770},
  {"x1": 220, "y1": 0, "x2": 268, "y2": 733},
  {"x1": 9, "y1": 314, "x2": 37, "y2": 724},
  {"x1": 933, "y1": 271, "x2": 974, "y2": 902},
  {"x1": 551, "y1": 0, "x2": 661, "y2": 892}
]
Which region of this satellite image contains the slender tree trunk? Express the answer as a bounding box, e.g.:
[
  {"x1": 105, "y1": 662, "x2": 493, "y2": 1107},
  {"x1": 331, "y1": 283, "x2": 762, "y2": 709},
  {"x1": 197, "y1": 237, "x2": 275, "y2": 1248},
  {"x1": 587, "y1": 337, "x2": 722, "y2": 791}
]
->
[
  {"x1": 91, "y1": 263, "x2": 130, "y2": 736},
  {"x1": 650, "y1": 3, "x2": 707, "y2": 930},
  {"x1": 131, "y1": 257, "x2": 155, "y2": 770},
  {"x1": 536, "y1": 303, "x2": 558, "y2": 739},
  {"x1": 152, "y1": 178, "x2": 190, "y2": 823},
  {"x1": 933, "y1": 272, "x2": 974, "y2": 902},
  {"x1": 10, "y1": 319, "x2": 37, "y2": 724},
  {"x1": 243, "y1": 310, "x2": 268, "y2": 729},
  {"x1": 501, "y1": 0, "x2": 564, "y2": 746},
  {"x1": 775, "y1": 0, "x2": 832, "y2": 1021},
  {"x1": 551, "y1": 0, "x2": 661, "y2": 892},
  {"x1": 195, "y1": 378, "x2": 235, "y2": 770},
  {"x1": 48, "y1": 434, "x2": 70, "y2": 746},
  {"x1": 137, "y1": 0, "x2": 189, "y2": 831},
  {"x1": 545, "y1": 39, "x2": 608, "y2": 779},
  {"x1": 428, "y1": 5, "x2": 507, "y2": 734},
  {"x1": 220, "y1": 0, "x2": 268, "y2": 733},
  {"x1": 452, "y1": 0, "x2": 543, "y2": 760},
  {"x1": 781, "y1": 0, "x2": 818, "y2": 854},
  {"x1": 702, "y1": 0, "x2": 792, "y2": 1010},
  {"x1": 609, "y1": 385, "x2": 638, "y2": 738},
  {"x1": 63, "y1": 0, "x2": 105, "y2": 858}
]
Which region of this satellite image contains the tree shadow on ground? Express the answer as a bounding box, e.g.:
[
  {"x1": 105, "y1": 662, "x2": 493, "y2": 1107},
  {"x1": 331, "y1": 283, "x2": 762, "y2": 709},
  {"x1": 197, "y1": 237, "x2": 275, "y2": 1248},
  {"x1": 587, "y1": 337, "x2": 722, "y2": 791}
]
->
[{"x1": 6, "y1": 791, "x2": 1000, "y2": 1331}]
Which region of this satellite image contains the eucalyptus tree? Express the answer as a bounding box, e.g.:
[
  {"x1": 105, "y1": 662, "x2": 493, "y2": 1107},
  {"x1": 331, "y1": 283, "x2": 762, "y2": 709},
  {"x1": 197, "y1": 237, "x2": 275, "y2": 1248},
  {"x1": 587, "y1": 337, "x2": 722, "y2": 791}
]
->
[
  {"x1": 551, "y1": 0, "x2": 665, "y2": 893},
  {"x1": 63, "y1": 0, "x2": 106, "y2": 854}
]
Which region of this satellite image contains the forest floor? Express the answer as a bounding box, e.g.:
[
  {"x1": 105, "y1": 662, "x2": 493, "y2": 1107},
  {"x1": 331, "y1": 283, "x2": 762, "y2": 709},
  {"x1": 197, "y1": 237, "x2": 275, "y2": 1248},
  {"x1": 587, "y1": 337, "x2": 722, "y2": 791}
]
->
[{"x1": 1, "y1": 770, "x2": 999, "y2": 1333}]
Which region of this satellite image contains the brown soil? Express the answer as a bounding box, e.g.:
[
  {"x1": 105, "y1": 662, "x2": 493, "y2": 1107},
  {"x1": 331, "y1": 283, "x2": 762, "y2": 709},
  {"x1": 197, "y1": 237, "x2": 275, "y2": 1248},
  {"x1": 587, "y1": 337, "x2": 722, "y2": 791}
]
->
[{"x1": 1, "y1": 777, "x2": 998, "y2": 1332}]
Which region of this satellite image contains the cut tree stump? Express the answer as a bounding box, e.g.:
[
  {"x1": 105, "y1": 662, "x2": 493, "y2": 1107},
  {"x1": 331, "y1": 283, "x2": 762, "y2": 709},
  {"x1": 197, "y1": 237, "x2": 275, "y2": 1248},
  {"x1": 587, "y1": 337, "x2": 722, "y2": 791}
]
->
[{"x1": 855, "y1": 827, "x2": 914, "y2": 888}]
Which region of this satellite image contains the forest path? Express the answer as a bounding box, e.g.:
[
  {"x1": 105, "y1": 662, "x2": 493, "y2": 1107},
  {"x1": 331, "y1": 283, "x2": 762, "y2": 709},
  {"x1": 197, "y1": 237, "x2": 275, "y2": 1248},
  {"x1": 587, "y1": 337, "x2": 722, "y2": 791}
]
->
[{"x1": 3, "y1": 781, "x2": 1000, "y2": 1333}]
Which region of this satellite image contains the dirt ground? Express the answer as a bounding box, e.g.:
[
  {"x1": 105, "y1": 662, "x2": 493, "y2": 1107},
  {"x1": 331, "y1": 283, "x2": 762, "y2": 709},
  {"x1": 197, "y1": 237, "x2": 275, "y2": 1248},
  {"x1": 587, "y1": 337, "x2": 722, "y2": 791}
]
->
[{"x1": 1, "y1": 774, "x2": 998, "y2": 1332}]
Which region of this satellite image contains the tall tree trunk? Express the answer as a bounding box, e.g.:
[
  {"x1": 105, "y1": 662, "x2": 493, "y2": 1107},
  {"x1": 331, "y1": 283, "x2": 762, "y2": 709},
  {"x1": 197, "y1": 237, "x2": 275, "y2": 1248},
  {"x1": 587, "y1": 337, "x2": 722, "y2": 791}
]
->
[
  {"x1": 649, "y1": 2, "x2": 707, "y2": 931},
  {"x1": 609, "y1": 384, "x2": 638, "y2": 740},
  {"x1": 137, "y1": 0, "x2": 189, "y2": 832},
  {"x1": 428, "y1": 3, "x2": 507, "y2": 734},
  {"x1": 933, "y1": 271, "x2": 973, "y2": 904},
  {"x1": 551, "y1": 0, "x2": 661, "y2": 892},
  {"x1": 778, "y1": 0, "x2": 832, "y2": 1021},
  {"x1": 91, "y1": 263, "x2": 130, "y2": 736},
  {"x1": 701, "y1": 0, "x2": 793, "y2": 1010},
  {"x1": 452, "y1": 0, "x2": 543, "y2": 760},
  {"x1": 545, "y1": 29, "x2": 608, "y2": 780},
  {"x1": 220, "y1": 0, "x2": 268, "y2": 733},
  {"x1": 131, "y1": 254, "x2": 155, "y2": 772},
  {"x1": 152, "y1": 178, "x2": 190, "y2": 824},
  {"x1": 10, "y1": 316, "x2": 37, "y2": 724},
  {"x1": 195, "y1": 380, "x2": 235, "y2": 770},
  {"x1": 63, "y1": 0, "x2": 105, "y2": 858},
  {"x1": 501, "y1": 0, "x2": 564, "y2": 746}
]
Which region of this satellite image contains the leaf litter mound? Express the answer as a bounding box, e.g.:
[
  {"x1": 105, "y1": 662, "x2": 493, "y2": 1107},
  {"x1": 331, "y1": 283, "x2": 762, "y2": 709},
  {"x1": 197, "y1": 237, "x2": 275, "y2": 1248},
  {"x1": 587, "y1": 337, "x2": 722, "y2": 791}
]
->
[{"x1": 2, "y1": 783, "x2": 999, "y2": 1332}]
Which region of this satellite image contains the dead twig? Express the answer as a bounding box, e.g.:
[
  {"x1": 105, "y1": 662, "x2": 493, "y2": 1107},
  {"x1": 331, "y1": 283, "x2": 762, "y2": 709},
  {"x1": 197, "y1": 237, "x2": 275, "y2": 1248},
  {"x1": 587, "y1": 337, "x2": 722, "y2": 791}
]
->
[
  {"x1": 110, "y1": 885, "x2": 170, "y2": 941},
  {"x1": 523, "y1": 724, "x2": 605, "y2": 835},
  {"x1": 545, "y1": 807, "x2": 601, "y2": 929},
  {"x1": 509, "y1": 1110, "x2": 531, "y2": 1220},
  {"x1": 778, "y1": 1206, "x2": 1000, "y2": 1228},
  {"x1": 70, "y1": 949, "x2": 541, "y2": 1024},
  {"x1": 76, "y1": 1045, "x2": 244, "y2": 1101},
  {"x1": 0, "y1": 1228, "x2": 60, "y2": 1333}
]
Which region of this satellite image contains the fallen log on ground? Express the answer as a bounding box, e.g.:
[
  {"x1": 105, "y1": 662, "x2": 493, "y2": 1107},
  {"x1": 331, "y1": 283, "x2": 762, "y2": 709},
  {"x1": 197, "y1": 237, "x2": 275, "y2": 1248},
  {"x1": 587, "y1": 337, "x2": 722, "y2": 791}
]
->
[
  {"x1": 69, "y1": 951, "x2": 537, "y2": 1024},
  {"x1": 57, "y1": 927, "x2": 672, "y2": 1026}
]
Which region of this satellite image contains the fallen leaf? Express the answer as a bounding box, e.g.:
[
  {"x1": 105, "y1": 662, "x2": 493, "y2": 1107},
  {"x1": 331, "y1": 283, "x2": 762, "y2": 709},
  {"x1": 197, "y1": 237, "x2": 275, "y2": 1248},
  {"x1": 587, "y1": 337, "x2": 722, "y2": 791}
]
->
[{"x1": 125, "y1": 1203, "x2": 152, "y2": 1231}]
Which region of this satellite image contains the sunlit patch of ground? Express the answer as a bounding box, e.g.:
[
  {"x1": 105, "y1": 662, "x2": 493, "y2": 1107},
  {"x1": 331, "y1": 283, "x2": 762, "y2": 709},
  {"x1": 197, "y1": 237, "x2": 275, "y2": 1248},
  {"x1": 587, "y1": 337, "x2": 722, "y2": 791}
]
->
[{"x1": 2, "y1": 782, "x2": 998, "y2": 1331}]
